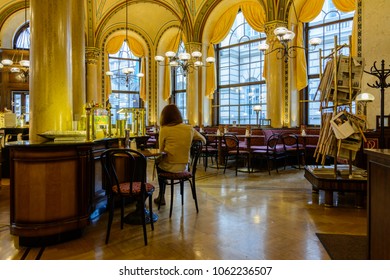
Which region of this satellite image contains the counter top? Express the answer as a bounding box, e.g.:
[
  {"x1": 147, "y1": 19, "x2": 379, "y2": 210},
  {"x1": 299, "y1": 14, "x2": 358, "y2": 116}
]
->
[{"x1": 364, "y1": 148, "x2": 390, "y2": 158}]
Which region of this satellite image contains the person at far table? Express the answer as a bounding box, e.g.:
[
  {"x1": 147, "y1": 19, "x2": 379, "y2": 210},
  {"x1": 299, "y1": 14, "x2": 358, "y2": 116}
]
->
[{"x1": 154, "y1": 104, "x2": 206, "y2": 206}]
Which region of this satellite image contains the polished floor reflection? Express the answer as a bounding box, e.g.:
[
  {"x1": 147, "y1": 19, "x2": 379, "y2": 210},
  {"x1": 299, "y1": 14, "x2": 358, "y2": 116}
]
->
[{"x1": 0, "y1": 160, "x2": 367, "y2": 260}]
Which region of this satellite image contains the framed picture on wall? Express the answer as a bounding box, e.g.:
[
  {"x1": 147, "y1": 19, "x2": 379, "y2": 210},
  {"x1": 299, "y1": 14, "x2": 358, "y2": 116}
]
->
[{"x1": 376, "y1": 115, "x2": 390, "y2": 129}]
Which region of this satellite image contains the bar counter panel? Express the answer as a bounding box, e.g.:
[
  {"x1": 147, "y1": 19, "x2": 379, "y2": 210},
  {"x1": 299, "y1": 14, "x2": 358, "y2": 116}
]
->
[{"x1": 7, "y1": 139, "x2": 117, "y2": 244}]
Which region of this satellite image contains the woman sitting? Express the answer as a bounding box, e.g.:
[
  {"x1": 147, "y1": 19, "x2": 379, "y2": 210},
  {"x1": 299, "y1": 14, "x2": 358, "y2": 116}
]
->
[{"x1": 154, "y1": 104, "x2": 206, "y2": 205}]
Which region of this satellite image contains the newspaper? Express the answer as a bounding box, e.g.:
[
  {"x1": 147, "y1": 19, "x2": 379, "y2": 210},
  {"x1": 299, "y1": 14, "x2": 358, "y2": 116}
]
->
[
  {"x1": 330, "y1": 111, "x2": 366, "y2": 160},
  {"x1": 330, "y1": 111, "x2": 366, "y2": 140},
  {"x1": 330, "y1": 111, "x2": 355, "y2": 139},
  {"x1": 333, "y1": 55, "x2": 364, "y2": 102}
]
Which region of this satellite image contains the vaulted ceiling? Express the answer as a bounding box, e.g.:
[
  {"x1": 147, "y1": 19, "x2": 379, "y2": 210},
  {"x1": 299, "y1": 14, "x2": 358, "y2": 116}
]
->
[{"x1": 0, "y1": 0, "x2": 305, "y2": 51}]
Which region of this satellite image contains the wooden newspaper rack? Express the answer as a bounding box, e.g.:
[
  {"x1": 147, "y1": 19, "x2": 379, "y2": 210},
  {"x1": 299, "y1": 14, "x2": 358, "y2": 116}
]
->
[{"x1": 313, "y1": 35, "x2": 366, "y2": 178}]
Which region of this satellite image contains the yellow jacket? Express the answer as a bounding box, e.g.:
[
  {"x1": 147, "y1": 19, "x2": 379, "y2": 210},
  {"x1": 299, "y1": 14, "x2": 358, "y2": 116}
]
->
[{"x1": 158, "y1": 123, "x2": 206, "y2": 173}]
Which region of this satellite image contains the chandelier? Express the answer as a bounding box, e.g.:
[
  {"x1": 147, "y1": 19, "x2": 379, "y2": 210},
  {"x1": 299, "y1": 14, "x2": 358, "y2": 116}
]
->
[
  {"x1": 258, "y1": 26, "x2": 321, "y2": 62},
  {"x1": 154, "y1": 18, "x2": 215, "y2": 76},
  {"x1": 106, "y1": 67, "x2": 144, "y2": 88}
]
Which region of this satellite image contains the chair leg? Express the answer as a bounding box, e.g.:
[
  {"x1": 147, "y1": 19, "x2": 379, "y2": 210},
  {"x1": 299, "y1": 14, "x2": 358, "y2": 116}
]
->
[
  {"x1": 266, "y1": 158, "x2": 271, "y2": 175},
  {"x1": 169, "y1": 180, "x2": 174, "y2": 218},
  {"x1": 120, "y1": 198, "x2": 125, "y2": 229},
  {"x1": 105, "y1": 197, "x2": 115, "y2": 244},
  {"x1": 235, "y1": 154, "x2": 238, "y2": 176},
  {"x1": 247, "y1": 154, "x2": 250, "y2": 173},
  {"x1": 148, "y1": 194, "x2": 154, "y2": 231},
  {"x1": 158, "y1": 182, "x2": 166, "y2": 210},
  {"x1": 180, "y1": 180, "x2": 184, "y2": 206},
  {"x1": 140, "y1": 198, "x2": 148, "y2": 246},
  {"x1": 223, "y1": 156, "x2": 228, "y2": 174},
  {"x1": 190, "y1": 179, "x2": 199, "y2": 213}
]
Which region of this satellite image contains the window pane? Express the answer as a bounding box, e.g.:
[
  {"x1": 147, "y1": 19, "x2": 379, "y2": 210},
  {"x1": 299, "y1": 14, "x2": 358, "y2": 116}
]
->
[
  {"x1": 217, "y1": 11, "x2": 266, "y2": 125},
  {"x1": 107, "y1": 41, "x2": 142, "y2": 125},
  {"x1": 306, "y1": 0, "x2": 354, "y2": 126}
]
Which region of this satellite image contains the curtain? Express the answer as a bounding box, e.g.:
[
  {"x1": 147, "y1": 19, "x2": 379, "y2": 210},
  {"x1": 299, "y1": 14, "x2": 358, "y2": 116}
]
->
[
  {"x1": 161, "y1": 31, "x2": 181, "y2": 100},
  {"x1": 332, "y1": 0, "x2": 357, "y2": 56},
  {"x1": 332, "y1": 0, "x2": 356, "y2": 12},
  {"x1": 206, "y1": 2, "x2": 266, "y2": 97},
  {"x1": 296, "y1": 0, "x2": 357, "y2": 91},
  {"x1": 295, "y1": 0, "x2": 325, "y2": 91},
  {"x1": 105, "y1": 35, "x2": 147, "y2": 102},
  {"x1": 126, "y1": 37, "x2": 147, "y2": 101}
]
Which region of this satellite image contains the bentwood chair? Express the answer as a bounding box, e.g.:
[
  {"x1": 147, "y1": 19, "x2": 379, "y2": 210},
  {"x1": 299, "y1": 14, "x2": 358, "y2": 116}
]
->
[
  {"x1": 251, "y1": 133, "x2": 286, "y2": 175},
  {"x1": 100, "y1": 148, "x2": 155, "y2": 245},
  {"x1": 201, "y1": 133, "x2": 219, "y2": 171},
  {"x1": 281, "y1": 133, "x2": 305, "y2": 169},
  {"x1": 222, "y1": 134, "x2": 251, "y2": 175},
  {"x1": 157, "y1": 140, "x2": 203, "y2": 218}
]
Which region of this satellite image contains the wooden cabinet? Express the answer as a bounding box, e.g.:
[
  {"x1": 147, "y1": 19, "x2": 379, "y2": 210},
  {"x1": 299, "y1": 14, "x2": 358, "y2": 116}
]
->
[
  {"x1": 365, "y1": 149, "x2": 390, "y2": 259},
  {"x1": 9, "y1": 142, "x2": 94, "y2": 245}
]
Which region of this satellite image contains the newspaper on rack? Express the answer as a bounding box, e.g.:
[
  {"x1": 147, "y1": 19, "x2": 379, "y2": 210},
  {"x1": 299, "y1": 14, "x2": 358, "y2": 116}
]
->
[
  {"x1": 330, "y1": 111, "x2": 366, "y2": 160},
  {"x1": 330, "y1": 111, "x2": 355, "y2": 139},
  {"x1": 333, "y1": 55, "x2": 364, "y2": 103},
  {"x1": 315, "y1": 58, "x2": 334, "y2": 104}
]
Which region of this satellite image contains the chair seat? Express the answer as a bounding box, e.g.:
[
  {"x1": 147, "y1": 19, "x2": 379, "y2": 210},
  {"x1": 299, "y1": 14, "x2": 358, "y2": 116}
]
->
[
  {"x1": 112, "y1": 182, "x2": 155, "y2": 195},
  {"x1": 159, "y1": 171, "x2": 192, "y2": 180},
  {"x1": 227, "y1": 150, "x2": 250, "y2": 155}
]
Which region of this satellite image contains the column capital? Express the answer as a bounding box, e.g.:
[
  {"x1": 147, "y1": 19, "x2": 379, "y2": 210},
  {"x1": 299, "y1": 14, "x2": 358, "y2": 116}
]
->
[{"x1": 85, "y1": 47, "x2": 100, "y2": 65}]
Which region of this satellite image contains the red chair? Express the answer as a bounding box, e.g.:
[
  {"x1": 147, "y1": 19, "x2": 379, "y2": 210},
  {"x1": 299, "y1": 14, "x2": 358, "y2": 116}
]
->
[
  {"x1": 222, "y1": 134, "x2": 251, "y2": 175},
  {"x1": 251, "y1": 134, "x2": 286, "y2": 174}
]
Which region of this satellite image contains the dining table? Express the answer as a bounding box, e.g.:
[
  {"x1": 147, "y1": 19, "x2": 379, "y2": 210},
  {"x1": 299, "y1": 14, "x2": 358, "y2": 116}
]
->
[
  {"x1": 236, "y1": 134, "x2": 265, "y2": 172},
  {"x1": 205, "y1": 133, "x2": 225, "y2": 167}
]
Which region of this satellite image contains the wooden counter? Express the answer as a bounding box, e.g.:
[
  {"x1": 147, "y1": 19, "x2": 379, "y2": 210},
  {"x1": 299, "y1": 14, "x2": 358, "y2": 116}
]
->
[
  {"x1": 365, "y1": 149, "x2": 390, "y2": 259},
  {"x1": 7, "y1": 138, "x2": 118, "y2": 246}
]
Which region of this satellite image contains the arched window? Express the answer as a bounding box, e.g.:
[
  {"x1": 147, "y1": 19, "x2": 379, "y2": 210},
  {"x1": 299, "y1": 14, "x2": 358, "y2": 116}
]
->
[
  {"x1": 14, "y1": 21, "x2": 30, "y2": 49},
  {"x1": 216, "y1": 11, "x2": 266, "y2": 126},
  {"x1": 107, "y1": 41, "x2": 142, "y2": 124},
  {"x1": 305, "y1": 0, "x2": 355, "y2": 125},
  {"x1": 172, "y1": 42, "x2": 187, "y2": 120}
]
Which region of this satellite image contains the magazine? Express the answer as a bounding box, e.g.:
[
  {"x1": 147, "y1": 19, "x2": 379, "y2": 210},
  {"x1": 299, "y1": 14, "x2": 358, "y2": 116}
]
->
[{"x1": 330, "y1": 111, "x2": 355, "y2": 139}]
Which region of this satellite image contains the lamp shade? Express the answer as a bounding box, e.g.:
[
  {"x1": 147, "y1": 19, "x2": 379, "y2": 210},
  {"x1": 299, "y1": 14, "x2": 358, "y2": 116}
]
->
[
  {"x1": 309, "y1": 37, "x2": 322, "y2": 46},
  {"x1": 154, "y1": 55, "x2": 165, "y2": 62},
  {"x1": 19, "y1": 60, "x2": 30, "y2": 67},
  {"x1": 206, "y1": 57, "x2": 215, "y2": 63},
  {"x1": 191, "y1": 51, "x2": 202, "y2": 58},
  {"x1": 356, "y1": 92, "x2": 375, "y2": 102},
  {"x1": 122, "y1": 67, "x2": 135, "y2": 74},
  {"x1": 253, "y1": 105, "x2": 262, "y2": 111},
  {"x1": 282, "y1": 30, "x2": 295, "y2": 41},
  {"x1": 178, "y1": 52, "x2": 191, "y2": 61},
  {"x1": 258, "y1": 43, "x2": 269, "y2": 51},
  {"x1": 1, "y1": 59, "x2": 13, "y2": 66},
  {"x1": 274, "y1": 27, "x2": 288, "y2": 36},
  {"x1": 165, "y1": 51, "x2": 176, "y2": 58}
]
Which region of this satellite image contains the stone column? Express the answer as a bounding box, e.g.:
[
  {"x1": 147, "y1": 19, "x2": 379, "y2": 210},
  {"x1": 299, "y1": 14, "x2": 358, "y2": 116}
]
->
[
  {"x1": 186, "y1": 42, "x2": 201, "y2": 126},
  {"x1": 29, "y1": 0, "x2": 79, "y2": 142},
  {"x1": 264, "y1": 22, "x2": 285, "y2": 128},
  {"x1": 85, "y1": 47, "x2": 100, "y2": 104},
  {"x1": 71, "y1": 0, "x2": 86, "y2": 124}
]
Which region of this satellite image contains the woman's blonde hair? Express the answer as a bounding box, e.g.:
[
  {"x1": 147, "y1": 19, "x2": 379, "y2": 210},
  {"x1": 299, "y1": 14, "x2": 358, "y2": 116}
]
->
[{"x1": 160, "y1": 104, "x2": 183, "y2": 126}]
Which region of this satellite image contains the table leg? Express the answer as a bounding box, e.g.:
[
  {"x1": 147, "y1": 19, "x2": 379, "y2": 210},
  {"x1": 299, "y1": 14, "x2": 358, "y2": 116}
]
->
[
  {"x1": 324, "y1": 191, "x2": 334, "y2": 207},
  {"x1": 124, "y1": 200, "x2": 158, "y2": 225}
]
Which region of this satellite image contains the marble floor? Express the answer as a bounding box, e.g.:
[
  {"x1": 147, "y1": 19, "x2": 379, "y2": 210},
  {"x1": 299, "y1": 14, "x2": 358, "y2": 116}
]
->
[{"x1": 0, "y1": 160, "x2": 367, "y2": 260}]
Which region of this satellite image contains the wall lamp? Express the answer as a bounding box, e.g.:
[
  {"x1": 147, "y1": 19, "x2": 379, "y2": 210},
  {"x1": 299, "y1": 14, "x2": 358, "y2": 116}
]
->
[{"x1": 258, "y1": 27, "x2": 321, "y2": 62}]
